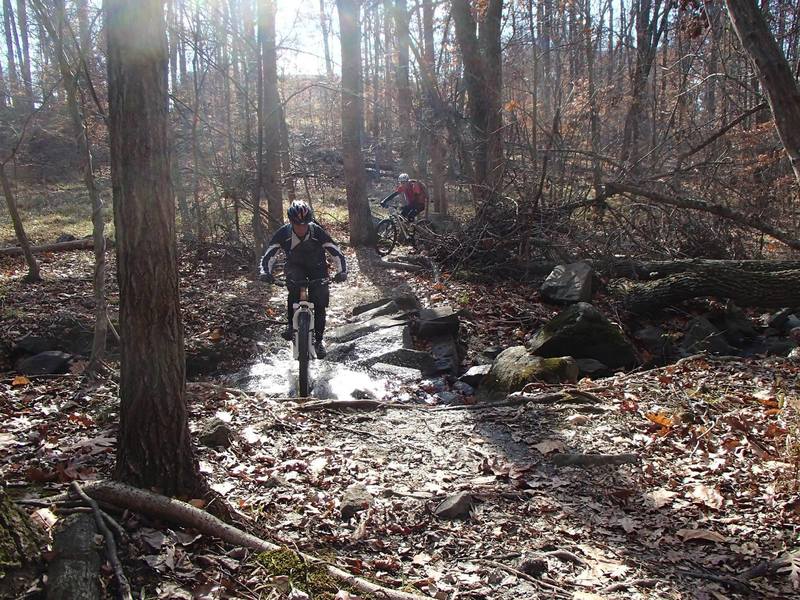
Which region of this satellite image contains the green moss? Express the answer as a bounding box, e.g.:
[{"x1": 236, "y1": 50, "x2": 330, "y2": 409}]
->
[{"x1": 255, "y1": 547, "x2": 377, "y2": 599}]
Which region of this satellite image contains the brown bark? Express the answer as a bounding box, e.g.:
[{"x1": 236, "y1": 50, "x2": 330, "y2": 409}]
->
[
  {"x1": 0, "y1": 484, "x2": 43, "y2": 574},
  {"x1": 3, "y1": 0, "x2": 18, "y2": 106},
  {"x1": 15, "y1": 0, "x2": 32, "y2": 108},
  {"x1": 337, "y1": 0, "x2": 376, "y2": 246},
  {"x1": 394, "y1": 0, "x2": 413, "y2": 166},
  {"x1": 452, "y1": 0, "x2": 504, "y2": 202},
  {"x1": 259, "y1": 0, "x2": 283, "y2": 233},
  {"x1": 0, "y1": 164, "x2": 41, "y2": 281},
  {"x1": 725, "y1": 0, "x2": 800, "y2": 191},
  {"x1": 624, "y1": 267, "x2": 800, "y2": 313},
  {"x1": 106, "y1": 0, "x2": 205, "y2": 497},
  {"x1": 422, "y1": 0, "x2": 446, "y2": 214},
  {"x1": 0, "y1": 238, "x2": 98, "y2": 256}
]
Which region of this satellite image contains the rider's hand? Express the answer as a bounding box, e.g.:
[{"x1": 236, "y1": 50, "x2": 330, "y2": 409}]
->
[
  {"x1": 259, "y1": 273, "x2": 274, "y2": 284},
  {"x1": 333, "y1": 272, "x2": 347, "y2": 283}
]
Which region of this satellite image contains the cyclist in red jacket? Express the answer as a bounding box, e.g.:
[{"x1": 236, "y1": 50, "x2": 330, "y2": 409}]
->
[{"x1": 380, "y1": 173, "x2": 428, "y2": 221}]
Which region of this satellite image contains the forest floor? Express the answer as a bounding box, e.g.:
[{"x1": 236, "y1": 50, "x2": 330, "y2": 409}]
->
[{"x1": 1, "y1": 230, "x2": 800, "y2": 599}]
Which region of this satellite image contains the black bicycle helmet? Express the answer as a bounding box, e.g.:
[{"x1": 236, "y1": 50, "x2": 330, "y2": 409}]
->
[{"x1": 287, "y1": 200, "x2": 313, "y2": 224}]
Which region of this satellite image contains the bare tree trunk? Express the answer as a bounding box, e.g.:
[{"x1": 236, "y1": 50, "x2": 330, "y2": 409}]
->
[
  {"x1": 46, "y1": 0, "x2": 108, "y2": 369},
  {"x1": 252, "y1": 0, "x2": 266, "y2": 257},
  {"x1": 319, "y1": 0, "x2": 334, "y2": 78},
  {"x1": 15, "y1": 0, "x2": 32, "y2": 108},
  {"x1": 394, "y1": 0, "x2": 413, "y2": 167},
  {"x1": 452, "y1": 0, "x2": 504, "y2": 203},
  {"x1": 259, "y1": 0, "x2": 282, "y2": 233},
  {"x1": 0, "y1": 164, "x2": 41, "y2": 282},
  {"x1": 3, "y1": 0, "x2": 19, "y2": 106},
  {"x1": 337, "y1": 0, "x2": 376, "y2": 246},
  {"x1": 279, "y1": 100, "x2": 295, "y2": 201},
  {"x1": 726, "y1": 0, "x2": 800, "y2": 191},
  {"x1": 422, "y1": 0, "x2": 446, "y2": 214},
  {"x1": 105, "y1": 0, "x2": 205, "y2": 497}
]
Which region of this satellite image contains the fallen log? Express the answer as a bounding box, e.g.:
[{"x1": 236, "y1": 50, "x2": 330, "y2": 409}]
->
[
  {"x1": 46, "y1": 481, "x2": 431, "y2": 600},
  {"x1": 0, "y1": 238, "x2": 100, "y2": 256},
  {"x1": 623, "y1": 267, "x2": 800, "y2": 313},
  {"x1": 46, "y1": 513, "x2": 101, "y2": 600}
]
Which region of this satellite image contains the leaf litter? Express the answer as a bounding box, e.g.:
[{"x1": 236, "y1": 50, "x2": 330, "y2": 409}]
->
[{"x1": 1, "y1": 246, "x2": 799, "y2": 598}]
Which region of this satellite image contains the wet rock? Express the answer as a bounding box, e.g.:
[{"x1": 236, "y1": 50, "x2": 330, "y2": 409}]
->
[
  {"x1": 483, "y1": 346, "x2": 578, "y2": 397},
  {"x1": 364, "y1": 348, "x2": 436, "y2": 375},
  {"x1": 346, "y1": 326, "x2": 436, "y2": 374},
  {"x1": 198, "y1": 418, "x2": 233, "y2": 448},
  {"x1": 529, "y1": 303, "x2": 637, "y2": 369},
  {"x1": 352, "y1": 297, "x2": 393, "y2": 316},
  {"x1": 325, "y1": 341, "x2": 357, "y2": 362},
  {"x1": 790, "y1": 347, "x2": 800, "y2": 360},
  {"x1": 633, "y1": 325, "x2": 673, "y2": 361},
  {"x1": 16, "y1": 350, "x2": 72, "y2": 375},
  {"x1": 391, "y1": 284, "x2": 422, "y2": 311},
  {"x1": 453, "y1": 381, "x2": 475, "y2": 396},
  {"x1": 327, "y1": 315, "x2": 409, "y2": 344},
  {"x1": 576, "y1": 358, "x2": 609, "y2": 378},
  {"x1": 680, "y1": 316, "x2": 734, "y2": 356},
  {"x1": 415, "y1": 306, "x2": 460, "y2": 339},
  {"x1": 429, "y1": 336, "x2": 461, "y2": 375},
  {"x1": 340, "y1": 483, "x2": 373, "y2": 521},
  {"x1": 370, "y1": 362, "x2": 422, "y2": 382},
  {"x1": 351, "y1": 388, "x2": 377, "y2": 399},
  {"x1": 422, "y1": 377, "x2": 449, "y2": 393},
  {"x1": 434, "y1": 492, "x2": 473, "y2": 519},
  {"x1": 540, "y1": 262, "x2": 594, "y2": 304},
  {"x1": 459, "y1": 364, "x2": 491, "y2": 387},
  {"x1": 353, "y1": 301, "x2": 404, "y2": 322},
  {"x1": 14, "y1": 334, "x2": 56, "y2": 356},
  {"x1": 714, "y1": 302, "x2": 757, "y2": 347},
  {"x1": 186, "y1": 346, "x2": 226, "y2": 377},
  {"x1": 763, "y1": 336, "x2": 798, "y2": 357},
  {"x1": 767, "y1": 308, "x2": 799, "y2": 331},
  {"x1": 435, "y1": 391, "x2": 460, "y2": 405}
]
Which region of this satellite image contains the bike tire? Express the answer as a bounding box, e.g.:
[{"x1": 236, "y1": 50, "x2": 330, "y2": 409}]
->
[
  {"x1": 297, "y1": 312, "x2": 311, "y2": 397},
  {"x1": 375, "y1": 219, "x2": 397, "y2": 256}
]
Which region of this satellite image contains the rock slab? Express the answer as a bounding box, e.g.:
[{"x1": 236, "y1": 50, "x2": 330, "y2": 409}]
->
[{"x1": 540, "y1": 262, "x2": 594, "y2": 304}]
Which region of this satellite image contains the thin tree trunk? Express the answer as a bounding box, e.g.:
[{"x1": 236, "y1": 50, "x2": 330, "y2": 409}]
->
[
  {"x1": 260, "y1": 0, "x2": 282, "y2": 232},
  {"x1": 726, "y1": 0, "x2": 800, "y2": 191},
  {"x1": 0, "y1": 164, "x2": 41, "y2": 282},
  {"x1": 106, "y1": 0, "x2": 205, "y2": 498},
  {"x1": 16, "y1": 0, "x2": 32, "y2": 108},
  {"x1": 337, "y1": 0, "x2": 376, "y2": 246},
  {"x1": 394, "y1": 0, "x2": 413, "y2": 167},
  {"x1": 319, "y1": 0, "x2": 334, "y2": 78},
  {"x1": 422, "y1": 0, "x2": 445, "y2": 214},
  {"x1": 3, "y1": 0, "x2": 19, "y2": 106}
]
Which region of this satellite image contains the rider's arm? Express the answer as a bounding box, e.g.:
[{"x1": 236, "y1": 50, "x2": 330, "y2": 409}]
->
[
  {"x1": 260, "y1": 225, "x2": 289, "y2": 275},
  {"x1": 380, "y1": 191, "x2": 400, "y2": 207},
  {"x1": 317, "y1": 227, "x2": 347, "y2": 275}
]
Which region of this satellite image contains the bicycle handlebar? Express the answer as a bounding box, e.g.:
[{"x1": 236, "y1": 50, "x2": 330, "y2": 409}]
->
[{"x1": 271, "y1": 276, "x2": 330, "y2": 287}]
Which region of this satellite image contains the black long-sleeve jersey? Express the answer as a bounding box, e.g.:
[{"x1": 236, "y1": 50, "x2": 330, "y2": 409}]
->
[{"x1": 260, "y1": 223, "x2": 347, "y2": 277}]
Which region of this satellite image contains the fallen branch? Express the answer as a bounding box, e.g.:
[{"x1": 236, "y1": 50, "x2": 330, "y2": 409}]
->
[
  {"x1": 49, "y1": 481, "x2": 430, "y2": 600},
  {"x1": 71, "y1": 482, "x2": 132, "y2": 600},
  {"x1": 475, "y1": 559, "x2": 571, "y2": 599},
  {"x1": 550, "y1": 453, "x2": 640, "y2": 468},
  {"x1": 602, "y1": 578, "x2": 659, "y2": 593},
  {"x1": 434, "y1": 390, "x2": 599, "y2": 411},
  {"x1": 741, "y1": 549, "x2": 800, "y2": 581},
  {"x1": 294, "y1": 398, "x2": 418, "y2": 411},
  {"x1": 0, "y1": 238, "x2": 108, "y2": 256},
  {"x1": 374, "y1": 259, "x2": 425, "y2": 273}
]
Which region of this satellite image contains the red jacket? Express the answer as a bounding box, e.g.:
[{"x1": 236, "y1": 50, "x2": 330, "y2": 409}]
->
[{"x1": 396, "y1": 180, "x2": 428, "y2": 210}]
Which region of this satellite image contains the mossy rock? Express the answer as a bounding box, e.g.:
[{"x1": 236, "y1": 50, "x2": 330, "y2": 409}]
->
[
  {"x1": 482, "y1": 346, "x2": 578, "y2": 398},
  {"x1": 0, "y1": 487, "x2": 44, "y2": 579},
  {"x1": 529, "y1": 303, "x2": 637, "y2": 369}
]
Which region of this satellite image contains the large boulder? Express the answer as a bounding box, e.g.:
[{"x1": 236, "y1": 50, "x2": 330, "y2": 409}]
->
[
  {"x1": 16, "y1": 351, "x2": 72, "y2": 375},
  {"x1": 539, "y1": 262, "x2": 594, "y2": 304},
  {"x1": 680, "y1": 316, "x2": 734, "y2": 356},
  {"x1": 414, "y1": 306, "x2": 460, "y2": 339},
  {"x1": 529, "y1": 303, "x2": 637, "y2": 369},
  {"x1": 327, "y1": 315, "x2": 409, "y2": 344},
  {"x1": 483, "y1": 346, "x2": 578, "y2": 396}
]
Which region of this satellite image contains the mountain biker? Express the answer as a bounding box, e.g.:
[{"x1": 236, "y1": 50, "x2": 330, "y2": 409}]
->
[
  {"x1": 259, "y1": 200, "x2": 347, "y2": 359},
  {"x1": 380, "y1": 173, "x2": 428, "y2": 221}
]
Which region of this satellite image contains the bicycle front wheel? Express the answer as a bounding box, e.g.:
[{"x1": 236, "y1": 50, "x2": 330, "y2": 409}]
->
[
  {"x1": 375, "y1": 219, "x2": 397, "y2": 256},
  {"x1": 297, "y1": 312, "x2": 311, "y2": 397}
]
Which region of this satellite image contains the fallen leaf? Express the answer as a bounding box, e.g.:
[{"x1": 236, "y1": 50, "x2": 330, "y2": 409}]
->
[
  {"x1": 533, "y1": 439, "x2": 568, "y2": 455},
  {"x1": 689, "y1": 483, "x2": 724, "y2": 509},
  {"x1": 11, "y1": 375, "x2": 30, "y2": 386},
  {"x1": 677, "y1": 528, "x2": 728, "y2": 543},
  {"x1": 645, "y1": 412, "x2": 674, "y2": 427},
  {"x1": 31, "y1": 508, "x2": 58, "y2": 530},
  {"x1": 645, "y1": 488, "x2": 677, "y2": 509}
]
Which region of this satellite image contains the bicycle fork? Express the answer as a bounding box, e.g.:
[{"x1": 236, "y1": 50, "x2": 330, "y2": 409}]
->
[{"x1": 292, "y1": 300, "x2": 316, "y2": 359}]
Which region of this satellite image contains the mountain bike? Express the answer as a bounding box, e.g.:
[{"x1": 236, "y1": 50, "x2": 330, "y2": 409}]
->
[
  {"x1": 373, "y1": 202, "x2": 436, "y2": 256},
  {"x1": 275, "y1": 276, "x2": 328, "y2": 397}
]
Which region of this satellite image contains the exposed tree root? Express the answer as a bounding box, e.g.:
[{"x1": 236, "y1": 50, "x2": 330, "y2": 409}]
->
[
  {"x1": 45, "y1": 481, "x2": 431, "y2": 600},
  {"x1": 549, "y1": 453, "x2": 640, "y2": 468}
]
